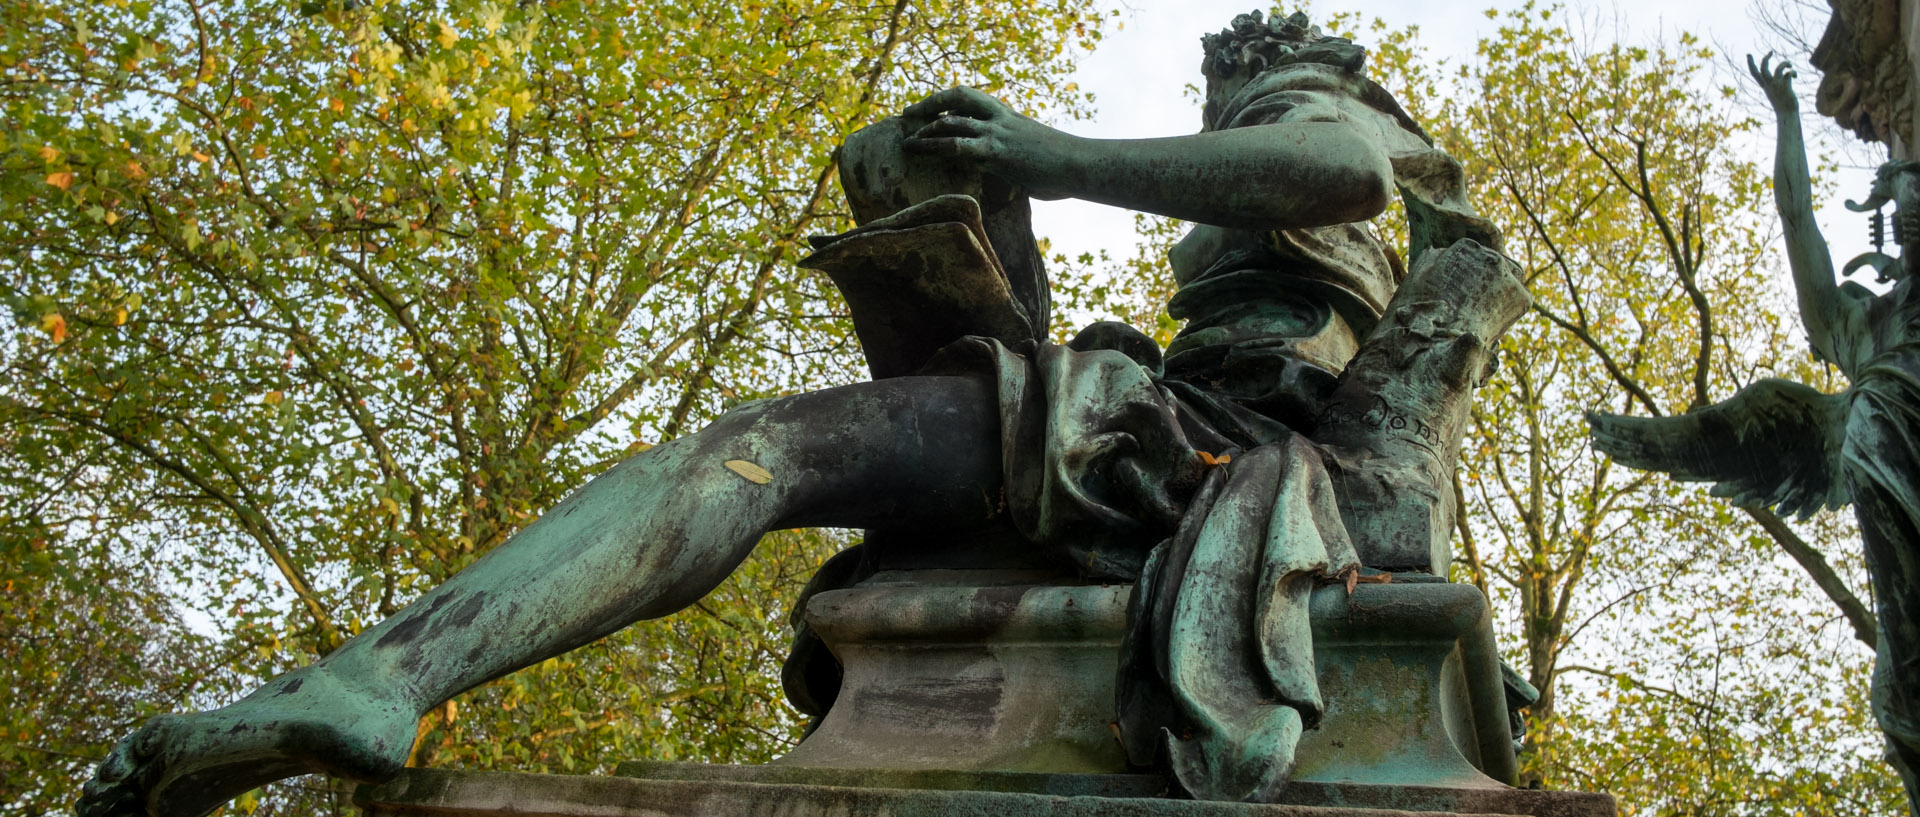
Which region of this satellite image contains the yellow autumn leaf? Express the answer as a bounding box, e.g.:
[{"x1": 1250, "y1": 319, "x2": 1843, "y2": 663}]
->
[
  {"x1": 191, "y1": 151, "x2": 211, "y2": 163},
  {"x1": 36, "y1": 145, "x2": 60, "y2": 163},
  {"x1": 263, "y1": 390, "x2": 285, "y2": 405},
  {"x1": 329, "y1": 97, "x2": 346, "y2": 112},
  {"x1": 723, "y1": 459, "x2": 773, "y2": 484},
  {"x1": 39, "y1": 313, "x2": 67, "y2": 344},
  {"x1": 112, "y1": 307, "x2": 128, "y2": 325},
  {"x1": 435, "y1": 21, "x2": 459, "y2": 49},
  {"x1": 44, "y1": 172, "x2": 74, "y2": 190}
]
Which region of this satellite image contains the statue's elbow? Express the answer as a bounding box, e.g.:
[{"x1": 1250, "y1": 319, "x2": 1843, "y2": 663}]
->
[
  {"x1": 1304, "y1": 155, "x2": 1393, "y2": 226},
  {"x1": 1351, "y1": 153, "x2": 1395, "y2": 220},
  {"x1": 1234, "y1": 151, "x2": 1394, "y2": 230}
]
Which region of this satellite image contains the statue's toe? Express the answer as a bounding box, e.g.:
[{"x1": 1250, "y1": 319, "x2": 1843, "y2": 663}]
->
[{"x1": 77, "y1": 715, "x2": 180, "y2": 817}]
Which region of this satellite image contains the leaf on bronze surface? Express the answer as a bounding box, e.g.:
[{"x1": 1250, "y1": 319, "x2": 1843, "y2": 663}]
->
[{"x1": 724, "y1": 459, "x2": 774, "y2": 484}]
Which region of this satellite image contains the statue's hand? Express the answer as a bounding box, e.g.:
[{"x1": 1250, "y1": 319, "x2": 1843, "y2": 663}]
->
[
  {"x1": 1746, "y1": 53, "x2": 1799, "y2": 114},
  {"x1": 902, "y1": 87, "x2": 1075, "y2": 195}
]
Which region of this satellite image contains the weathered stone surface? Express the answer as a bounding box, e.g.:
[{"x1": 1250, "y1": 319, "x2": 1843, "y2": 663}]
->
[
  {"x1": 1810, "y1": 0, "x2": 1912, "y2": 145},
  {"x1": 357, "y1": 767, "x2": 1616, "y2": 817},
  {"x1": 1298, "y1": 580, "x2": 1515, "y2": 789},
  {"x1": 772, "y1": 577, "x2": 1516, "y2": 790},
  {"x1": 613, "y1": 761, "x2": 1168, "y2": 798},
  {"x1": 607, "y1": 763, "x2": 1615, "y2": 817},
  {"x1": 780, "y1": 582, "x2": 1133, "y2": 773}
]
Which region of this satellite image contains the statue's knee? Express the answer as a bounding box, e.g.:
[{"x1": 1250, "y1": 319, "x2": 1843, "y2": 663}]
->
[
  {"x1": 693, "y1": 393, "x2": 820, "y2": 447},
  {"x1": 838, "y1": 118, "x2": 999, "y2": 224}
]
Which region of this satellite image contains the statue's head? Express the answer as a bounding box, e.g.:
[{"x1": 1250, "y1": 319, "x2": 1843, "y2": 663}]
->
[{"x1": 1199, "y1": 10, "x2": 1364, "y2": 130}]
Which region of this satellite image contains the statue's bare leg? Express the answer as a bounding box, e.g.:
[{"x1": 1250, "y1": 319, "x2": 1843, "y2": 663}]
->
[{"x1": 79, "y1": 375, "x2": 1001, "y2": 817}]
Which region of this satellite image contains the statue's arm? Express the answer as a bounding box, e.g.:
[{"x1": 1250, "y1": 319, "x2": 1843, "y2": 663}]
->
[
  {"x1": 1748, "y1": 55, "x2": 1870, "y2": 367},
  {"x1": 901, "y1": 87, "x2": 1393, "y2": 232}
]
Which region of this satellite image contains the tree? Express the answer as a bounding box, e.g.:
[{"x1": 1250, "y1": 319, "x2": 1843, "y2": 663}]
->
[
  {"x1": 0, "y1": 0, "x2": 1103, "y2": 812},
  {"x1": 1051, "y1": 212, "x2": 1185, "y2": 345},
  {"x1": 1346, "y1": 4, "x2": 1903, "y2": 811}
]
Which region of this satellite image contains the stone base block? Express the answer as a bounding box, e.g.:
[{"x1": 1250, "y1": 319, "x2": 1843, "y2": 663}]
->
[
  {"x1": 782, "y1": 577, "x2": 1517, "y2": 789},
  {"x1": 611, "y1": 762, "x2": 1615, "y2": 816},
  {"x1": 358, "y1": 767, "x2": 1616, "y2": 817}
]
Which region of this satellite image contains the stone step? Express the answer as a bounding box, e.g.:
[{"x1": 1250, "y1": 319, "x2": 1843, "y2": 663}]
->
[
  {"x1": 611, "y1": 761, "x2": 1615, "y2": 816},
  {"x1": 357, "y1": 767, "x2": 1615, "y2": 817}
]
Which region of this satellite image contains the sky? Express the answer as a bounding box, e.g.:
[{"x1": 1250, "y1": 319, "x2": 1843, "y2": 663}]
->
[{"x1": 1030, "y1": 0, "x2": 1884, "y2": 288}]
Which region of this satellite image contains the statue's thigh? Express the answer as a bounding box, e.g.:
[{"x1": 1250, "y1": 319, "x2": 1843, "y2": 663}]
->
[{"x1": 742, "y1": 374, "x2": 1003, "y2": 531}]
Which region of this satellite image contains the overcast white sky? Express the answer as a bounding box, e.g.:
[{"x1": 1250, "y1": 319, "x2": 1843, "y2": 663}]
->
[{"x1": 1033, "y1": 0, "x2": 1884, "y2": 289}]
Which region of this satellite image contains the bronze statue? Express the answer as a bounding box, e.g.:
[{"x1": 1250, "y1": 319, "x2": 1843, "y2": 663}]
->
[
  {"x1": 1588, "y1": 55, "x2": 1920, "y2": 813},
  {"x1": 81, "y1": 12, "x2": 1527, "y2": 815}
]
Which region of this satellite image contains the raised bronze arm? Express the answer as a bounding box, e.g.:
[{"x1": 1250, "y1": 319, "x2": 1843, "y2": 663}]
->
[{"x1": 1747, "y1": 53, "x2": 1873, "y2": 372}]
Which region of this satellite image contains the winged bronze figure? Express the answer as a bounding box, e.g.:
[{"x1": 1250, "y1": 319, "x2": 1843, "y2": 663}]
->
[
  {"x1": 1587, "y1": 379, "x2": 1850, "y2": 520},
  {"x1": 1588, "y1": 55, "x2": 1920, "y2": 815}
]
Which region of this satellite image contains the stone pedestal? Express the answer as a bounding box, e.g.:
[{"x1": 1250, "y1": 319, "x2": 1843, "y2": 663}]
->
[
  {"x1": 356, "y1": 577, "x2": 1615, "y2": 817},
  {"x1": 358, "y1": 767, "x2": 1616, "y2": 817},
  {"x1": 776, "y1": 581, "x2": 1132, "y2": 773},
  {"x1": 778, "y1": 576, "x2": 1519, "y2": 790}
]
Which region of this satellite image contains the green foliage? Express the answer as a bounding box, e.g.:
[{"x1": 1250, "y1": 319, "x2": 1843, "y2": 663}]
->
[
  {"x1": 0, "y1": 537, "x2": 238, "y2": 812},
  {"x1": 1050, "y1": 212, "x2": 1184, "y2": 345},
  {"x1": 0, "y1": 0, "x2": 1099, "y2": 812}
]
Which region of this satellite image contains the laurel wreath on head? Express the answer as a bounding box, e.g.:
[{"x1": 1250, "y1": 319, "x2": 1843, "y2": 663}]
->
[{"x1": 1201, "y1": 9, "x2": 1366, "y2": 80}]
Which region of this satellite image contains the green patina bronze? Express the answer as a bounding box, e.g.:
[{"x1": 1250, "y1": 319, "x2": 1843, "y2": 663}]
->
[
  {"x1": 1588, "y1": 56, "x2": 1920, "y2": 815},
  {"x1": 81, "y1": 11, "x2": 1535, "y2": 816}
]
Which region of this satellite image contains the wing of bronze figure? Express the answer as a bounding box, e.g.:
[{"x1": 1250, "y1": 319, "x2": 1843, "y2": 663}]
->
[{"x1": 1586, "y1": 378, "x2": 1850, "y2": 520}]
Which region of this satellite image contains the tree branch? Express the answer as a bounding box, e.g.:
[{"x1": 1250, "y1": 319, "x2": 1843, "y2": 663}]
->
[{"x1": 1741, "y1": 506, "x2": 1877, "y2": 646}]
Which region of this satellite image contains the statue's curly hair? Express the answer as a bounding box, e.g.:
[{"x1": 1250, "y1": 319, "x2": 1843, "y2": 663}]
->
[{"x1": 1200, "y1": 9, "x2": 1362, "y2": 82}]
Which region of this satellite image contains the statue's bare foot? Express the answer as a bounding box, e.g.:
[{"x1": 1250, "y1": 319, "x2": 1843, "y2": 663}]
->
[{"x1": 77, "y1": 669, "x2": 417, "y2": 817}]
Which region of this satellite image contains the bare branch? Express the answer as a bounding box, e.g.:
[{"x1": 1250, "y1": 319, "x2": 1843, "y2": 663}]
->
[{"x1": 1741, "y1": 506, "x2": 1877, "y2": 646}]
